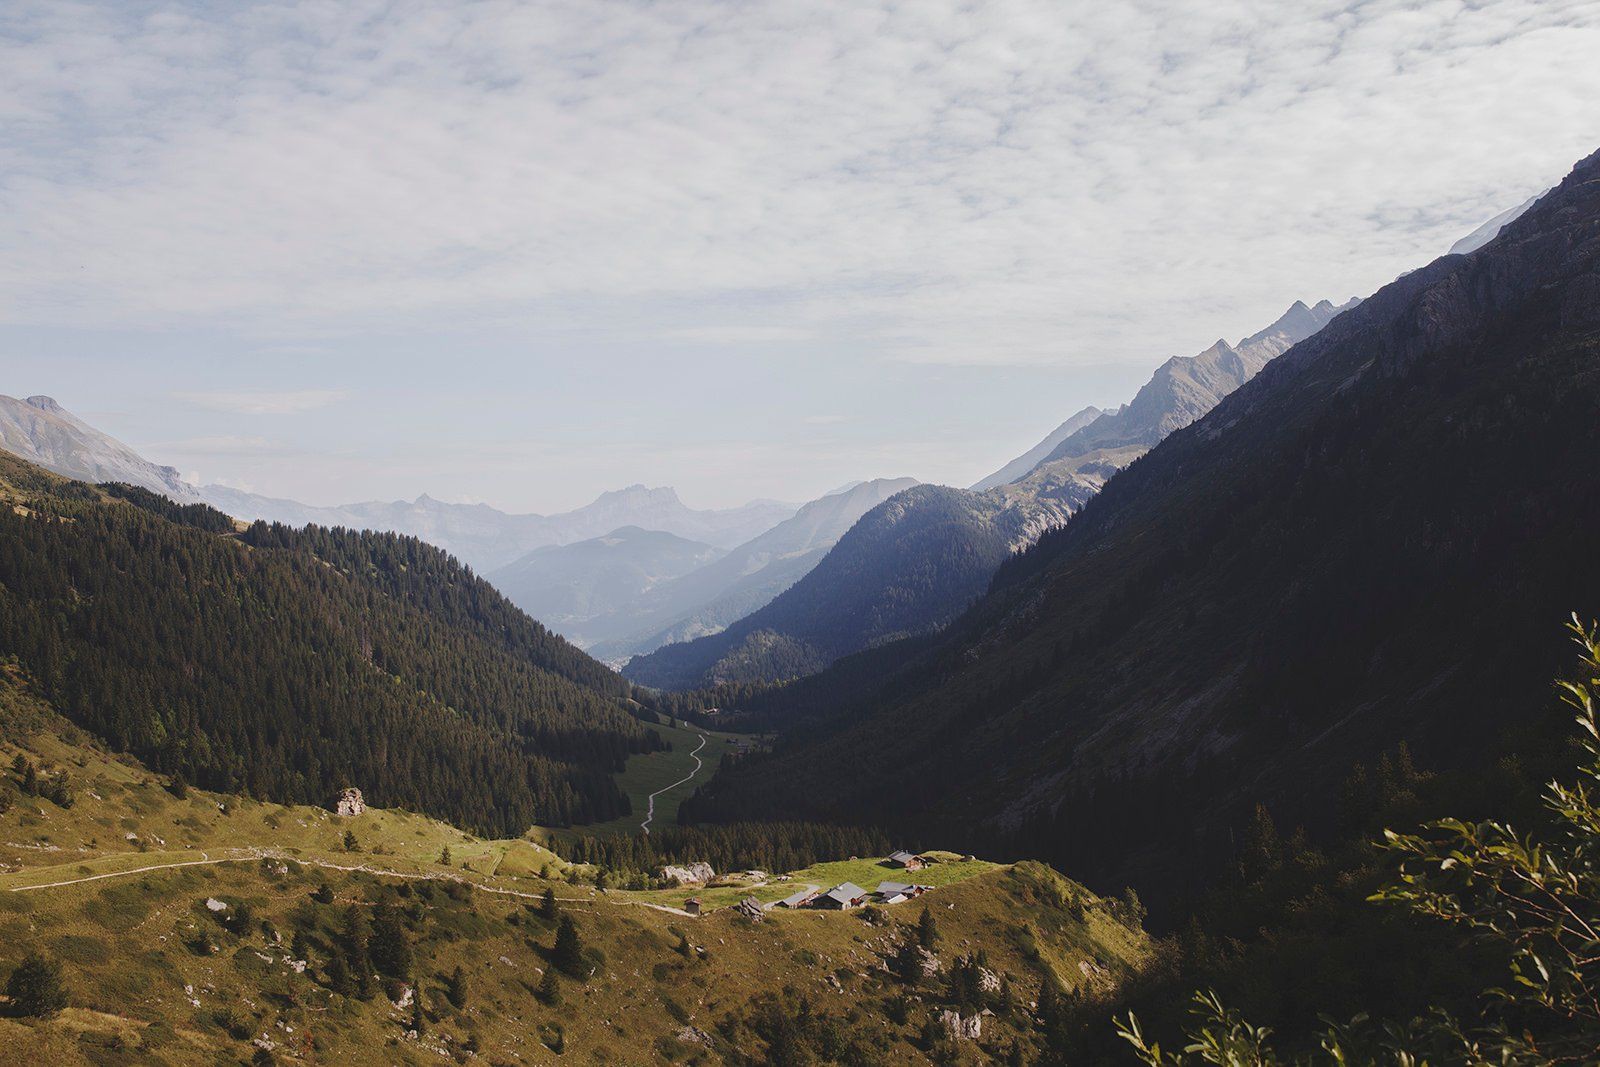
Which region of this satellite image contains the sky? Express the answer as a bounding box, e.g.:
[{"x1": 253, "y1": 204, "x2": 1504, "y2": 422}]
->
[{"x1": 2, "y1": 1, "x2": 1599, "y2": 513}]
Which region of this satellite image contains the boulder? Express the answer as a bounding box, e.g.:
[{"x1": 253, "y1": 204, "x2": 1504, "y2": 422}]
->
[{"x1": 659, "y1": 862, "x2": 715, "y2": 886}]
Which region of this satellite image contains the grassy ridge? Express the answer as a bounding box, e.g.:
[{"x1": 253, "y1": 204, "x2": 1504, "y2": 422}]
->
[{"x1": 0, "y1": 680, "x2": 1154, "y2": 1064}]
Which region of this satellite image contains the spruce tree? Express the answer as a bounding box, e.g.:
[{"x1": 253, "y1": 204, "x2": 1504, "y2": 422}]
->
[
  {"x1": 324, "y1": 951, "x2": 352, "y2": 996},
  {"x1": 917, "y1": 905, "x2": 939, "y2": 948},
  {"x1": 339, "y1": 905, "x2": 372, "y2": 998},
  {"x1": 369, "y1": 901, "x2": 411, "y2": 979},
  {"x1": 552, "y1": 915, "x2": 586, "y2": 978},
  {"x1": 537, "y1": 965, "x2": 560, "y2": 1006},
  {"x1": 445, "y1": 964, "x2": 468, "y2": 1009},
  {"x1": 540, "y1": 887, "x2": 558, "y2": 920}
]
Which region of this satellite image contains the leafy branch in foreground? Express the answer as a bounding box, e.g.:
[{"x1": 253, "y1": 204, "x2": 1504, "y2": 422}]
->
[{"x1": 1117, "y1": 616, "x2": 1600, "y2": 1065}]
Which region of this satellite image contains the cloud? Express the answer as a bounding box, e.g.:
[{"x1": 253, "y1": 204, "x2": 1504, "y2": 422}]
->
[
  {"x1": 156, "y1": 434, "x2": 286, "y2": 455},
  {"x1": 804, "y1": 414, "x2": 846, "y2": 425},
  {"x1": 0, "y1": 0, "x2": 1595, "y2": 374},
  {"x1": 173, "y1": 390, "x2": 346, "y2": 415}
]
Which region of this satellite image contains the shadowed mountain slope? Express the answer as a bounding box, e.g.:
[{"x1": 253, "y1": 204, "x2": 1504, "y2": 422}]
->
[{"x1": 682, "y1": 147, "x2": 1600, "y2": 910}]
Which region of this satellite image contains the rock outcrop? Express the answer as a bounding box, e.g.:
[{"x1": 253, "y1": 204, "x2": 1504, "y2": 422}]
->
[
  {"x1": 659, "y1": 862, "x2": 714, "y2": 886},
  {"x1": 938, "y1": 1010, "x2": 982, "y2": 1041},
  {"x1": 335, "y1": 787, "x2": 365, "y2": 817}
]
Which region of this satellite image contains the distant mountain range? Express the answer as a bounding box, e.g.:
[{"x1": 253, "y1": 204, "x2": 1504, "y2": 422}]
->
[
  {"x1": 0, "y1": 396, "x2": 799, "y2": 574},
  {"x1": 494, "y1": 477, "x2": 920, "y2": 660},
  {"x1": 486, "y1": 526, "x2": 727, "y2": 645},
  {"x1": 0, "y1": 395, "x2": 919, "y2": 660},
  {"x1": 683, "y1": 147, "x2": 1600, "y2": 915},
  {"x1": 200, "y1": 483, "x2": 796, "y2": 572},
  {"x1": 625, "y1": 299, "x2": 1353, "y2": 689}
]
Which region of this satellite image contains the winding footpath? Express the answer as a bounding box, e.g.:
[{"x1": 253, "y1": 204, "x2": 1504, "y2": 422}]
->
[
  {"x1": 640, "y1": 731, "x2": 708, "y2": 835},
  {"x1": 6, "y1": 846, "x2": 698, "y2": 915}
]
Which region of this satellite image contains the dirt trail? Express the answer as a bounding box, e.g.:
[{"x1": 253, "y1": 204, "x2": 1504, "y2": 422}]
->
[{"x1": 6, "y1": 846, "x2": 697, "y2": 915}]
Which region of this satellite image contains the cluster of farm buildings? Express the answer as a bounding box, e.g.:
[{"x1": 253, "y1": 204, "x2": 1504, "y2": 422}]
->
[{"x1": 682, "y1": 850, "x2": 936, "y2": 915}]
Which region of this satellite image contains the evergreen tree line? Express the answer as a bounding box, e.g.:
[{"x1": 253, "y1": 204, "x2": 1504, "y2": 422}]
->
[
  {"x1": 0, "y1": 456, "x2": 662, "y2": 835},
  {"x1": 550, "y1": 820, "x2": 892, "y2": 877}
]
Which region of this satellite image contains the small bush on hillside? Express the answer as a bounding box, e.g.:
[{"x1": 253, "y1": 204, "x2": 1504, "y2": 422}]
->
[{"x1": 5, "y1": 950, "x2": 68, "y2": 1016}]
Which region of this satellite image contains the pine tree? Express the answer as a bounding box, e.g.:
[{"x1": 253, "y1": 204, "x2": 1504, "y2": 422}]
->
[
  {"x1": 339, "y1": 905, "x2": 372, "y2": 998},
  {"x1": 5, "y1": 951, "x2": 68, "y2": 1016},
  {"x1": 438, "y1": 845, "x2": 452, "y2": 866},
  {"x1": 537, "y1": 965, "x2": 560, "y2": 1006},
  {"x1": 1036, "y1": 978, "x2": 1060, "y2": 1030},
  {"x1": 917, "y1": 905, "x2": 939, "y2": 948},
  {"x1": 325, "y1": 951, "x2": 352, "y2": 996},
  {"x1": 540, "y1": 887, "x2": 558, "y2": 920},
  {"x1": 893, "y1": 939, "x2": 924, "y2": 986},
  {"x1": 369, "y1": 901, "x2": 411, "y2": 979},
  {"x1": 552, "y1": 915, "x2": 586, "y2": 978},
  {"x1": 445, "y1": 964, "x2": 468, "y2": 1009}
]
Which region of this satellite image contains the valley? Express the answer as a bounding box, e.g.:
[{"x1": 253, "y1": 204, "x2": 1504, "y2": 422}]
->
[
  {"x1": 2, "y1": 12, "x2": 1598, "y2": 1060},
  {"x1": 575, "y1": 720, "x2": 754, "y2": 839}
]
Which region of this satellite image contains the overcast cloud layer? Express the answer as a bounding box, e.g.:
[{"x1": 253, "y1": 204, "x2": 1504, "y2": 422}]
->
[{"x1": 3, "y1": 0, "x2": 1599, "y2": 510}]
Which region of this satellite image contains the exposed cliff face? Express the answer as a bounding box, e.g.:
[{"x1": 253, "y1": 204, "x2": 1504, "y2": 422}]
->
[{"x1": 0, "y1": 394, "x2": 203, "y2": 504}]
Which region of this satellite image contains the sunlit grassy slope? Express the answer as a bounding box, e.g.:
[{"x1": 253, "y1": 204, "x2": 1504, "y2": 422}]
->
[{"x1": 0, "y1": 676, "x2": 1154, "y2": 1064}]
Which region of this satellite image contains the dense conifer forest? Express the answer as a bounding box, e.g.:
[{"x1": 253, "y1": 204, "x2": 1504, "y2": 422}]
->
[{"x1": 0, "y1": 453, "x2": 661, "y2": 835}]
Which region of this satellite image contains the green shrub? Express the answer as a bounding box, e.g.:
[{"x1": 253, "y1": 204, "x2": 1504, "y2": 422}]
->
[{"x1": 4, "y1": 950, "x2": 68, "y2": 1016}]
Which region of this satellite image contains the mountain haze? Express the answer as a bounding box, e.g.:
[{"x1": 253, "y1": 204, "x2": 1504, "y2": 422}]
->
[
  {"x1": 970, "y1": 405, "x2": 1106, "y2": 491},
  {"x1": 582, "y1": 477, "x2": 921, "y2": 660},
  {"x1": 202, "y1": 482, "x2": 796, "y2": 573},
  {"x1": 487, "y1": 526, "x2": 725, "y2": 647},
  {"x1": 627, "y1": 299, "x2": 1350, "y2": 689}
]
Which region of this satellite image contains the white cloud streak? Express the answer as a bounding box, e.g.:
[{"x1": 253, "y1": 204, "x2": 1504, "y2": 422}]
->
[
  {"x1": 174, "y1": 389, "x2": 346, "y2": 415},
  {"x1": 1, "y1": 0, "x2": 1598, "y2": 376}
]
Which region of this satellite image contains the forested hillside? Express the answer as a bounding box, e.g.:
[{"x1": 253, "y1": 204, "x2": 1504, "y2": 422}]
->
[
  {"x1": 682, "y1": 147, "x2": 1600, "y2": 914},
  {"x1": 0, "y1": 452, "x2": 661, "y2": 835}
]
